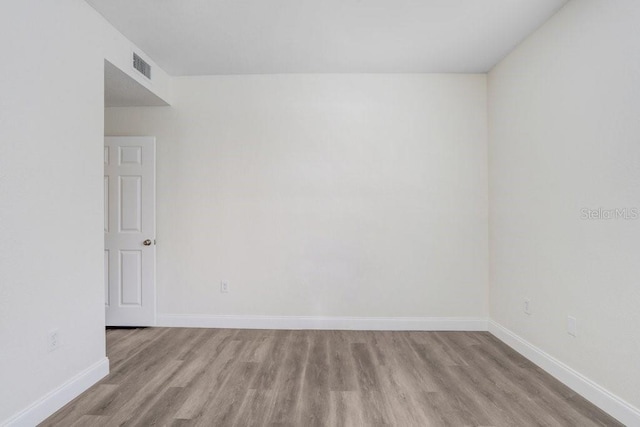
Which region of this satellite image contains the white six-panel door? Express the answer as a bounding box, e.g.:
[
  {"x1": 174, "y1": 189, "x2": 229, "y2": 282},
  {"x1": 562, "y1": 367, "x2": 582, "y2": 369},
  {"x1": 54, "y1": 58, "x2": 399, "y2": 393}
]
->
[{"x1": 104, "y1": 136, "x2": 156, "y2": 326}]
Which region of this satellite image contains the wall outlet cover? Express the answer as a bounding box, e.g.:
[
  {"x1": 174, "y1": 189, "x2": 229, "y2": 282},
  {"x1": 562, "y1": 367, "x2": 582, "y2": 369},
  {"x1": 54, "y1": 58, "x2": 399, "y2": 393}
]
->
[
  {"x1": 567, "y1": 316, "x2": 577, "y2": 337},
  {"x1": 48, "y1": 329, "x2": 60, "y2": 352}
]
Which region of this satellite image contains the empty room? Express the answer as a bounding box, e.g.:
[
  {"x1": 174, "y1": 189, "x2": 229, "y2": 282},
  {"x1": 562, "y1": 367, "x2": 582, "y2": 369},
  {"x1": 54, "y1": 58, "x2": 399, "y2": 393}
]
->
[{"x1": 1, "y1": 0, "x2": 639, "y2": 425}]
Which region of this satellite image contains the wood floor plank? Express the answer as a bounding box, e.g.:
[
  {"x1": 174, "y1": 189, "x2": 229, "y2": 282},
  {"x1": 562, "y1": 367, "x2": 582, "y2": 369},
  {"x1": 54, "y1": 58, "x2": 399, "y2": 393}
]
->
[
  {"x1": 123, "y1": 386, "x2": 188, "y2": 427},
  {"x1": 106, "y1": 327, "x2": 168, "y2": 371},
  {"x1": 406, "y1": 336, "x2": 490, "y2": 426},
  {"x1": 328, "y1": 330, "x2": 358, "y2": 392},
  {"x1": 194, "y1": 360, "x2": 259, "y2": 426},
  {"x1": 39, "y1": 384, "x2": 119, "y2": 426},
  {"x1": 94, "y1": 359, "x2": 184, "y2": 424},
  {"x1": 351, "y1": 342, "x2": 392, "y2": 425},
  {"x1": 41, "y1": 328, "x2": 623, "y2": 427},
  {"x1": 172, "y1": 336, "x2": 245, "y2": 421},
  {"x1": 375, "y1": 362, "x2": 432, "y2": 426},
  {"x1": 250, "y1": 330, "x2": 291, "y2": 390},
  {"x1": 232, "y1": 389, "x2": 276, "y2": 427},
  {"x1": 267, "y1": 330, "x2": 310, "y2": 426},
  {"x1": 328, "y1": 391, "x2": 366, "y2": 427},
  {"x1": 299, "y1": 331, "x2": 330, "y2": 426},
  {"x1": 69, "y1": 415, "x2": 111, "y2": 426}
]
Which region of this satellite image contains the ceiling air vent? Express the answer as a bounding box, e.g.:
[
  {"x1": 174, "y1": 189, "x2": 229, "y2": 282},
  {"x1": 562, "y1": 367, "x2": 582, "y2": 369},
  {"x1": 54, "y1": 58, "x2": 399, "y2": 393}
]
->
[{"x1": 133, "y1": 53, "x2": 151, "y2": 79}]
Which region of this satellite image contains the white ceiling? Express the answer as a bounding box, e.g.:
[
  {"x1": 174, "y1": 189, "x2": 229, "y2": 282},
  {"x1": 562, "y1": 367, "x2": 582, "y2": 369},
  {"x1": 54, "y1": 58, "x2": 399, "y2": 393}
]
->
[{"x1": 87, "y1": 0, "x2": 568, "y2": 76}]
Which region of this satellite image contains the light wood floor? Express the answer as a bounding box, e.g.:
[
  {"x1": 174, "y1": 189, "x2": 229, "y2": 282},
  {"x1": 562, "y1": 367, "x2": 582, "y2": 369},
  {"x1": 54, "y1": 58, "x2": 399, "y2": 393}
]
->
[{"x1": 41, "y1": 328, "x2": 621, "y2": 426}]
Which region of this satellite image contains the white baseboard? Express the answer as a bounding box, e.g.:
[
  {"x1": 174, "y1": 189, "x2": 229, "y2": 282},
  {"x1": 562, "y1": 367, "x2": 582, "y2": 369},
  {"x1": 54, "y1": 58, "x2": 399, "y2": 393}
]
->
[
  {"x1": 488, "y1": 320, "x2": 640, "y2": 427},
  {"x1": 157, "y1": 314, "x2": 488, "y2": 331},
  {"x1": 2, "y1": 357, "x2": 109, "y2": 427}
]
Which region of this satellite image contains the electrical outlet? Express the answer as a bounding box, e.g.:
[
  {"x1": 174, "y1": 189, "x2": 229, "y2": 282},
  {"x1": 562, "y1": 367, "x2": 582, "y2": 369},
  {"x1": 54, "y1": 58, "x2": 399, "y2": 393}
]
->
[
  {"x1": 48, "y1": 329, "x2": 60, "y2": 352},
  {"x1": 567, "y1": 316, "x2": 577, "y2": 337},
  {"x1": 220, "y1": 281, "x2": 229, "y2": 293},
  {"x1": 523, "y1": 299, "x2": 532, "y2": 315}
]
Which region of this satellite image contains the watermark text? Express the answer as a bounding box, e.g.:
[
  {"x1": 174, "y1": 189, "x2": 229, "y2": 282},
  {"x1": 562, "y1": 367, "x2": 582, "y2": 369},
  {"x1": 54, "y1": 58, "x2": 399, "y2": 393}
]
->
[{"x1": 580, "y1": 207, "x2": 639, "y2": 220}]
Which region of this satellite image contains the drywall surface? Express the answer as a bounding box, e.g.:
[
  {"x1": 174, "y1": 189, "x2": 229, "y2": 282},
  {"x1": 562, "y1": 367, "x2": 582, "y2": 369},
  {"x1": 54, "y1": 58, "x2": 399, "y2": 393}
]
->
[
  {"x1": 489, "y1": 0, "x2": 640, "y2": 410},
  {"x1": 106, "y1": 74, "x2": 489, "y2": 319},
  {"x1": 0, "y1": 0, "x2": 170, "y2": 423}
]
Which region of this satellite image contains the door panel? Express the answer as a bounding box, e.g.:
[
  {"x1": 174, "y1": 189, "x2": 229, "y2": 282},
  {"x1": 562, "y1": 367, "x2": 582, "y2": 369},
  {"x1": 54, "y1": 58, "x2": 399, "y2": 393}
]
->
[
  {"x1": 119, "y1": 176, "x2": 142, "y2": 232},
  {"x1": 104, "y1": 250, "x2": 110, "y2": 307},
  {"x1": 104, "y1": 176, "x2": 109, "y2": 232},
  {"x1": 120, "y1": 250, "x2": 142, "y2": 306},
  {"x1": 105, "y1": 136, "x2": 156, "y2": 326}
]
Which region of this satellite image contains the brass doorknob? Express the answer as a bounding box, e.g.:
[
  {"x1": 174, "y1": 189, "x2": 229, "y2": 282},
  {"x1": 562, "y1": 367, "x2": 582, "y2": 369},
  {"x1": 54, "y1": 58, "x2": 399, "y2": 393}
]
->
[{"x1": 143, "y1": 239, "x2": 152, "y2": 246}]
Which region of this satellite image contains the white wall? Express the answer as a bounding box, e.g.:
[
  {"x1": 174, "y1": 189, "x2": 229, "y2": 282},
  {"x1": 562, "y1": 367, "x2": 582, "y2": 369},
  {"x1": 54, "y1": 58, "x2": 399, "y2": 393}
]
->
[
  {"x1": 105, "y1": 74, "x2": 488, "y2": 322},
  {"x1": 0, "y1": 0, "x2": 170, "y2": 424},
  {"x1": 489, "y1": 0, "x2": 640, "y2": 411}
]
